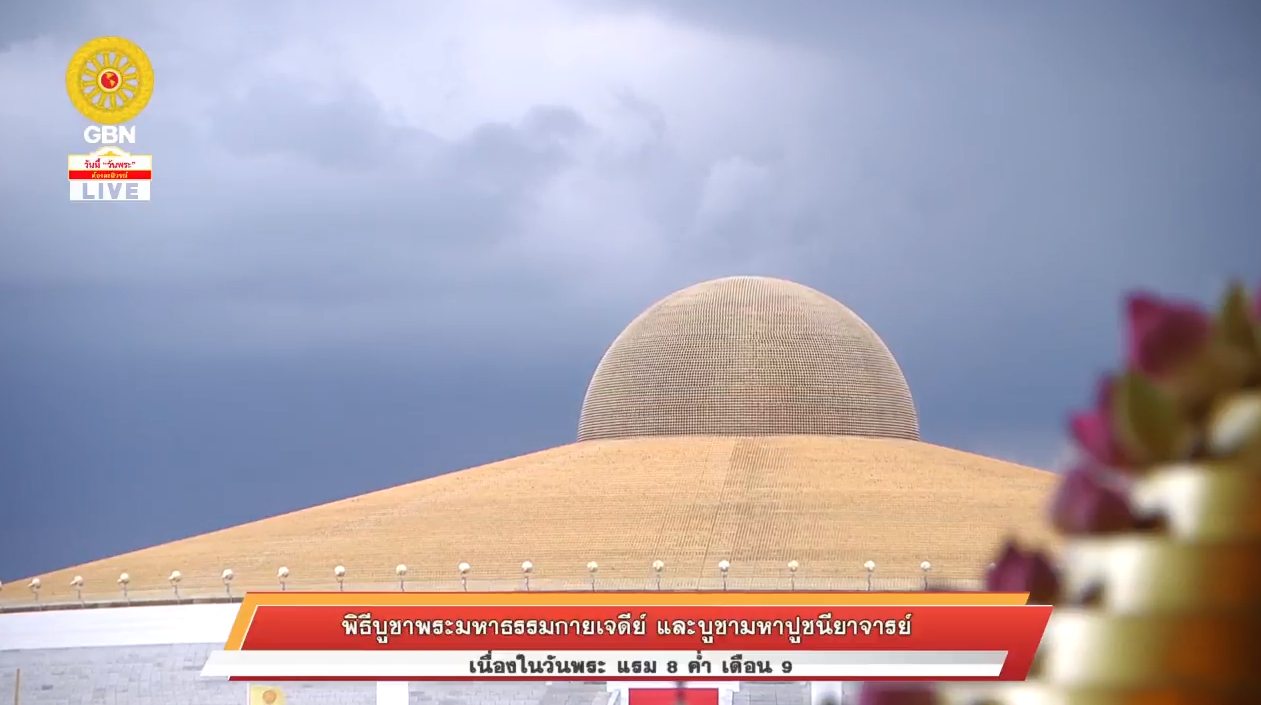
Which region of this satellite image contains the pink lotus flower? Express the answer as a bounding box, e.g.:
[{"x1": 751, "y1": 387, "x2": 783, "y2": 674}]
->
[
  {"x1": 986, "y1": 540, "x2": 1060, "y2": 605},
  {"x1": 1050, "y1": 464, "x2": 1138, "y2": 535},
  {"x1": 1069, "y1": 376, "x2": 1129, "y2": 468},
  {"x1": 1125, "y1": 293, "x2": 1212, "y2": 379},
  {"x1": 857, "y1": 682, "x2": 938, "y2": 705}
]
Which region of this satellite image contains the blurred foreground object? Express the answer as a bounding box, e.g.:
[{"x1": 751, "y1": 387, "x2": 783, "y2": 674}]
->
[
  {"x1": 885, "y1": 281, "x2": 1261, "y2": 705},
  {"x1": 950, "y1": 281, "x2": 1261, "y2": 704}
]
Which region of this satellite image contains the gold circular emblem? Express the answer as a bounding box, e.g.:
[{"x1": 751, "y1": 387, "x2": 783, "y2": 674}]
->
[
  {"x1": 65, "y1": 37, "x2": 154, "y2": 125},
  {"x1": 261, "y1": 690, "x2": 278, "y2": 704}
]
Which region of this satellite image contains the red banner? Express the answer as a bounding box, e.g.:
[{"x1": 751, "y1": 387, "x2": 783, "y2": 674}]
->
[
  {"x1": 204, "y1": 592, "x2": 1051, "y2": 681},
  {"x1": 67, "y1": 170, "x2": 153, "y2": 180},
  {"x1": 240, "y1": 604, "x2": 1049, "y2": 654}
]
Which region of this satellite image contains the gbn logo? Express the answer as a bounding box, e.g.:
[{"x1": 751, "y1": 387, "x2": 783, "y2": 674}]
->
[{"x1": 83, "y1": 124, "x2": 136, "y2": 144}]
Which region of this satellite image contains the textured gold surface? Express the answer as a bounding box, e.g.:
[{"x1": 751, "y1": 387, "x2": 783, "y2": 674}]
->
[
  {"x1": 1061, "y1": 536, "x2": 1261, "y2": 611},
  {"x1": 1129, "y1": 464, "x2": 1261, "y2": 541},
  {"x1": 1036, "y1": 609, "x2": 1261, "y2": 687},
  {"x1": 1, "y1": 436, "x2": 1056, "y2": 606},
  {"x1": 578, "y1": 277, "x2": 920, "y2": 442}
]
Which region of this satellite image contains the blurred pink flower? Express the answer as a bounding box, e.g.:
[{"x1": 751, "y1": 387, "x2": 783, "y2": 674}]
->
[
  {"x1": 1050, "y1": 464, "x2": 1137, "y2": 535},
  {"x1": 986, "y1": 540, "x2": 1060, "y2": 605},
  {"x1": 856, "y1": 682, "x2": 938, "y2": 705},
  {"x1": 1069, "y1": 376, "x2": 1128, "y2": 468},
  {"x1": 1125, "y1": 293, "x2": 1211, "y2": 379}
]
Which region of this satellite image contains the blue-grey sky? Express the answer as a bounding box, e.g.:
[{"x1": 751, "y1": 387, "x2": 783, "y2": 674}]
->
[{"x1": 1, "y1": 0, "x2": 1258, "y2": 582}]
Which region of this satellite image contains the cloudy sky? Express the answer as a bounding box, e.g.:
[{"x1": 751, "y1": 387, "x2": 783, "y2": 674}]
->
[{"x1": 1, "y1": 1, "x2": 1258, "y2": 581}]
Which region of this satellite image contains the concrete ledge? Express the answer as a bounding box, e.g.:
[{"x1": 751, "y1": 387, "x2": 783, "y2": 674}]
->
[{"x1": 0, "y1": 594, "x2": 243, "y2": 615}]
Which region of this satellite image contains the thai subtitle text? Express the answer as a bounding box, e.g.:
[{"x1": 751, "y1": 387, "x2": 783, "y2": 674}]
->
[
  {"x1": 341, "y1": 610, "x2": 914, "y2": 646},
  {"x1": 80, "y1": 157, "x2": 137, "y2": 170},
  {"x1": 468, "y1": 650, "x2": 796, "y2": 677}
]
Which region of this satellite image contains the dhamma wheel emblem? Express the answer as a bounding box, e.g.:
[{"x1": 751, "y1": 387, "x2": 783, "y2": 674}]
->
[{"x1": 65, "y1": 37, "x2": 154, "y2": 125}]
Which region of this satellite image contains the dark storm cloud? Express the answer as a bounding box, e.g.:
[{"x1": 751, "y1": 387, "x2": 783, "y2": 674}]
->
[
  {"x1": 209, "y1": 82, "x2": 438, "y2": 169},
  {"x1": 615, "y1": 0, "x2": 1261, "y2": 445},
  {"x1": 600, "y1": 0, "x2": 1261, "y2": 62},
  {"x1": 0, "y1": 348, "x2": 595, "y2": 582},
  {"x1": 1, "y1": 73, "x2": 600, "y2": 354},
  {"x1": 2, "y1": 0, "x2": 1259, "y2": 581},
  {"x1": 0, "y1": 0, "x2": 95, "y2": 50},
  {"x1": 210, "y1": 79, "x2": 588, "y2": 173}
]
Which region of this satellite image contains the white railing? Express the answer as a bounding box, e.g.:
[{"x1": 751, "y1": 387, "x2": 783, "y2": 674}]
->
[{"x1": 0, "y1": 561, "x2": 986, "y2": 613}]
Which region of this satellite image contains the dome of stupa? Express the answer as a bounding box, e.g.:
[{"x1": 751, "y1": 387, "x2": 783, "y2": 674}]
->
[{"x1": 578, "y1": 276, "x2": 920, "y2": 442}]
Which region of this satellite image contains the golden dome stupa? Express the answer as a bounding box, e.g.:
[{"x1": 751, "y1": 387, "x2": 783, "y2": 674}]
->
[
  {"x1": 579, "y1": 276, "x2": 919, "y2": 442},
  {"x1": 1, "y1": 276, "x2": 1058, "y2": 607}
]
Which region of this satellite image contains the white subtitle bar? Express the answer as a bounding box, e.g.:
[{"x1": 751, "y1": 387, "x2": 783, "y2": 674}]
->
[{"x1": 201, "y1": 650, "x2": 1006, "y2": 680}]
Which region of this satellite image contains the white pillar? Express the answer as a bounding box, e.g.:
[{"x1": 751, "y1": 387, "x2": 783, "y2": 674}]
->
[
  {"x1": 809, "y1": 681, "x2": 857, "y2": 705},
  {"x1": 377, "y1": 681, "x2": 409, "y2": 705}
]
